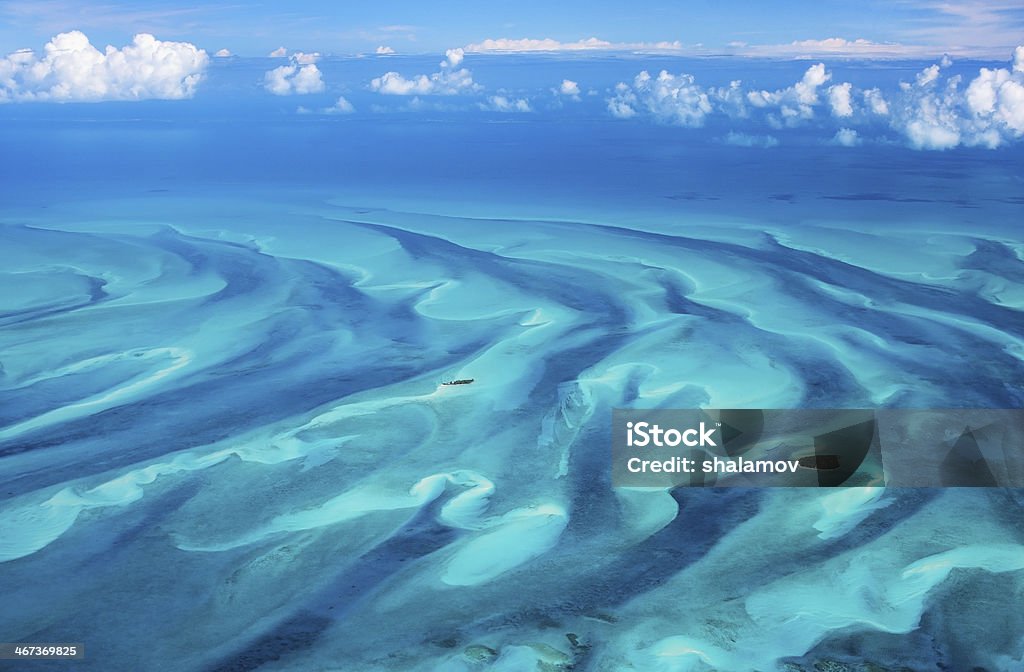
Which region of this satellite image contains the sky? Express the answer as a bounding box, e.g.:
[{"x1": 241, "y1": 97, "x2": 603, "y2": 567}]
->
[
  {"x1": 1, "y1": 0, "x2": 1023, "y2": 57},
  {"x1": 1, "y1": 0, "x2": 1023, "y2": 153}
]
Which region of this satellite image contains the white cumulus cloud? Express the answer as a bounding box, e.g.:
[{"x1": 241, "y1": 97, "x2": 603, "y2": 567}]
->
[
  {"x1": 964, "y1": 65, "x2": 1024, "y2": 139},
  {"x1": 747, "y1": 63, "x2": 831, "y2": 123},
  {"x1": 444, "y1": 48, "x2": 464, "y2": 67},
  {"x1": 916, "y1": 64, "x2": 942, "y2": 87},
  {"x1": 370, "y1": 49, "x2": 479, "y2": 95},
  {"x1": 832, "y1": 128, "x2": 862, "y2": 146},
  {"x1": 264, "y1": 63, "x2": 325, "y2": 96},
  {"x1": 603, "y1": 46, "x2": 1024, "y2": 151},
  {"x1": 0, "y1": 31, "x2": 208, "y2": 103},
  {"x1": 375, "y1": 46, "x2": 395, "y2": 55},
  {"x1": 263, "y1": 51, "x2": 327, "y2": 96},
  {"x1": 325, "y1": 95, "x2": 355, "y2": 114},
  {"x1": 559, "y1": 79, "x2": 581, "y2": 98},
  {"x1": 607, "y1": 70, "x2": 713, "y2": 127},
  {"x1": 607, "y1": 83, "x2": 637, "y2": 118},
  {"x1": 885, "y1": 49, "x2": 1024, "y2": 149},
  {"x1": 214, "y1": 49, "x2": 232, "y2": 58},
  {"x1": 891, "y1": 63, "x2": 965, "y2": 149},
  {"x1": 863, "y1": 88, "x2": 890, "y2": 115},
  {"x1": 711, "y1": 80, "x2": 748, "y2": 118},
  {"x1": 297, "y1": 95, "x2": 356, "y2": 115},
  {"x1": 480, "y1": 95, "x2": 531, "y2": 112},
  {"x1": 828, "y1": 82, "x2": 854, "y2": 117},
  {"x1": 269, "y1": 47, "x2": 288, "y2": 58},
  {"x1": 607, "y1": 71, "x2": 748, "y2": 124}
]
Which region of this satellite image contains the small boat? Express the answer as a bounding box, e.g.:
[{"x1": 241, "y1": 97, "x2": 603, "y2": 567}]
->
[{"x1": 441, "y1": 378, "x2": 475, "y2": 386}]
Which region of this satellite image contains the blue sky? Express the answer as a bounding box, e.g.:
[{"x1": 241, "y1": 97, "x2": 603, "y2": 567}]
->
[
  {"x1": 1, "y1": 0, "x2": 1022, "y2": 57},
  {"x1": 1, "y1": 0, "x2": 1023, "y2": 152}
]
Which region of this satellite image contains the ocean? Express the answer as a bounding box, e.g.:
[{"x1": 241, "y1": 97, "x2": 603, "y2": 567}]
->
[{"x1": 1, "y1": 54, "x2": 1023, "y2": 671}]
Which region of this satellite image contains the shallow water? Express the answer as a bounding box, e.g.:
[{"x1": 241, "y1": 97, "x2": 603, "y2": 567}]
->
[{"x1": 1, "y1": 75, "x2": 1023, "y2": 670}]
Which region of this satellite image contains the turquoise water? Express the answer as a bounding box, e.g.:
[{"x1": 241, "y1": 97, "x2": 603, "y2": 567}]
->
[{"x1": 1, "y1": 56, "x2": 1023, "y2": 671}]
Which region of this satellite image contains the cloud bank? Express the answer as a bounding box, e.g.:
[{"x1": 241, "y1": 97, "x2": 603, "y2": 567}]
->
[
  {"x1": 465, "y1": 37, "x2": 684, "y2": 53},
  {"x1": 370, "y1": 48, "x2": 479, "y2": 95},
  {"x1": 0, "y1": 31, "x2": 208, "y2": 102},
  {"x1": 7, "y1": 31, "x2": 1020, "y2": 151},
  {"x1": 890, "y1": 48, "x2": 1024, "y2": 149},
  {"x1": 730, "y1": 38, "x2": 957, "y2": 59},
  {"x1": 606, "y1": 46, "x2": 1024, "y2": 149},
  {"x1": 467, "y1": 35, "x2": 986, "y2": 59}
]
